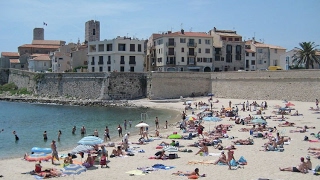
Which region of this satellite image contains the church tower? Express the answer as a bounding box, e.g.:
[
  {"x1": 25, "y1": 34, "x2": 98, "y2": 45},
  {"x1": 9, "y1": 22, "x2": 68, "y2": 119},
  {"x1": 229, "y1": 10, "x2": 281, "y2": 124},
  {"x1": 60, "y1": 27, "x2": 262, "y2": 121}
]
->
[
  {"x1": 33, "y1": 28, "x2": 44, "y2": 40},
  {"x1": 85, "y1": 20, "x2": 100, "y2": 42}
]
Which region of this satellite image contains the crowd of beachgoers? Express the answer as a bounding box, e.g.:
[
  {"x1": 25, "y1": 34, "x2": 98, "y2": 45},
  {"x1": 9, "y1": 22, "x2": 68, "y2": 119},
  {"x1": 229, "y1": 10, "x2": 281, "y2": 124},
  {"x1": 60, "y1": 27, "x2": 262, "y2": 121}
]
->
[{"x1": 1, "y1": 97, "x2": 320, "y2": 179}]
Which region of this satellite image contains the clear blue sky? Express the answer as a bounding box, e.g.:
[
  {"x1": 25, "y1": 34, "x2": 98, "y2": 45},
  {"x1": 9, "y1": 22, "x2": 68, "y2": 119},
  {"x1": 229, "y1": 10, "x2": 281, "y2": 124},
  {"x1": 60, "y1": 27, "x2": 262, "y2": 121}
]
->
[{"x1": 0, "y1": 0, "x2": 319, "y2": 52}]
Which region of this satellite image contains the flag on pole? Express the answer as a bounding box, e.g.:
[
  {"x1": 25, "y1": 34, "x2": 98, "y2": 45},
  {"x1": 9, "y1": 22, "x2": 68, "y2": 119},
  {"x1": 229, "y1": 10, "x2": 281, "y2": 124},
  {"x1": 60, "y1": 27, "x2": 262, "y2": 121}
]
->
[{"x1": 43, "y1": 22, "x2": 47, "y2": 26}]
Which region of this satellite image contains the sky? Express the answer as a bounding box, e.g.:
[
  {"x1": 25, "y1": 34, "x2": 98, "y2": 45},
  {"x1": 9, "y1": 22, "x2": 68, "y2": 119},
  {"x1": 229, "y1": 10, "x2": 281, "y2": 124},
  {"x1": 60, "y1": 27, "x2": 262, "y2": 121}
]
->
[{"x1": 0, "y1": 0, "x2": 319, "y2": 52}]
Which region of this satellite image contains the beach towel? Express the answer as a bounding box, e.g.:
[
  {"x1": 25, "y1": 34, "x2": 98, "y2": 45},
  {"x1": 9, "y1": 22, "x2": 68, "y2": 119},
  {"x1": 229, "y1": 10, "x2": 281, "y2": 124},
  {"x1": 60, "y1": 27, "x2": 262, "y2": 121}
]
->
[
  {"x1": 164, "y1": 146, "x2": 179, "y2": 152},
  {"x1": 152, "y1": 164, "x2": 175, "y2": 170},
  {"x1": 238, "y1": 156, "x2": 247, "y2": 165}
]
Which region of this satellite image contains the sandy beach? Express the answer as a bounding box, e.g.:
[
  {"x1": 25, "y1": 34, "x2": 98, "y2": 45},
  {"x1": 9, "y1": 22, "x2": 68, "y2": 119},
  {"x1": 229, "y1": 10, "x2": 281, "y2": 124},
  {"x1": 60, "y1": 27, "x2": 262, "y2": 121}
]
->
[{"x1": 0, "y1": 97, "x2": 319, "y2": 180}]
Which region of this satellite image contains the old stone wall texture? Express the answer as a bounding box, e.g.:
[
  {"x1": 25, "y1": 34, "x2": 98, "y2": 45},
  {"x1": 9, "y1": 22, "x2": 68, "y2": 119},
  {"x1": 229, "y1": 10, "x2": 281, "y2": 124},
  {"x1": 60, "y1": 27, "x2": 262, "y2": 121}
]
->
[{"x1": 0, "y1": 69, "x2": 9, "y2": 85}]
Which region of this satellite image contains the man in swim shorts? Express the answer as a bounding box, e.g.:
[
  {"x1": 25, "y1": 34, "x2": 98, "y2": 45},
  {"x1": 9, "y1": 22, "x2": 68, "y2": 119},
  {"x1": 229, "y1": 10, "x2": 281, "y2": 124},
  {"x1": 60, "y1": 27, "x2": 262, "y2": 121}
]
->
[{"x1": 51, "y1": 140, "x2": 59, "y2": 164}]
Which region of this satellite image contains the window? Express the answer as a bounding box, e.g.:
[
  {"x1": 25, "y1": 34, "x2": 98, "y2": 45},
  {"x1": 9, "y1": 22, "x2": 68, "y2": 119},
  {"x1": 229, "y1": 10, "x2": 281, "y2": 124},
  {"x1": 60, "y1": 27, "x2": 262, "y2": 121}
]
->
[
  {"x1": 245, "y1": 45, "x2": 251, "y2": 49},
  {"x1": 252, "y1": 53, "x2": 255, "y2": 57},
  {"x1": 91, "y1": 57, "x2": 95, "y2": 65},
  {"x1": 120, "y1": 56, "x2": 125, "y2": 64},
  {"x1": 21, "y1": 64, "x2": 24, "y2": 68},
  {"x1": 181, "y1": 57, "x2": 184, "y2": 62},
  {"x1": 108, "y1": 66, "x2": 111, "y2": 71},
  {"x1": 228, "y1": 38, "x2": 233, "y2": 41},
  {"x1": 107, "y1": 44, "x2": 112, "y2": 51},
  {"x1": 107, "y1": 56, "x2": 111, "y2": 64},
  {"x1": 258, "y1": 49, "x2": 262, "y2": 53},
  {"x1": 251, "y1": 60, "x2": 255, "y2": 65},
  {"x1": 226, "y1": 54, "x2": 232, "y2": 63},
  {"x1": 180, "y1": 67, "x2": 183, "y2": 71},
  {"x1": 99, "y1": 67, "x2": 103, "y2": 72},
  {"x1": 205, "y1": 49, "x2": 210, "y2": 53},
  {"x1": 59, "y1": 58, "x2": 63, "y2": 60},
  {"x1": 181, "y1": 48, "x2": 184, "y2": 52},
  {"x1": 246, "y1": 60, "x2": 249, "y2": 68},
  {"x1": 138, "y1": 44, "x2": 142, "y2": 52},
  {"x1": 235, "y1": 38, "x2": 240, "y2": 41},
  {"x1": 98, "y1": 44, "x2": 104, "y2": 52},
  {"x1": 44, "y1": 62, "x2": 46, "y2": 66},
  {"x1": 180, "y1": 38, "x2": 186, "y2": 43},
  {"x1": 205, "y1": 39, "x2": 210, "y2": 44},
  {"x1": 130, "y1": 67, "x2": 134, "y2": 72},
  {"x1": 188, "y1": 57, "x2": 195, "y2": 65},
  {"x1": 168, "y1": 48, "x2": 174, "y2": 55},
  {"x1": 157, "y1": 57, "x2": 162, "y2": 62},
  {"x1": 198, "y1": 48, "x2": 201, "y2": 53},
  {"x1": 93, "y1": 29, "x2": 95, "y2": 35},
  {"x1": 274, "y1": 49, "x2": 277, "y2": 53},
  {"x1": 198, "y1": 39, "x2": 201, "y2": 44},
  {"x1": 197, "y1": 57, "x2": 201, "y2": 62},
  {"x1": 157, "y1": 39, "x2": 163, "y2": 45},
  {"x1": 120, "y1": 66, "x2": 124, "y2": 72},
  {"x1": 92, "y1": 67, "x2": 95, "y2": 72},
  {"x1": 129, "y1": 56, "x2": 136, "y2": 65},
  {"x1": 236, "y1": 45, "x2": 241, "y2": 54},
  {"x1": 98, "y1": 56, "x2": 103, "y2": 65},
  {"x1": 215, "y1": 55, "x2": 220, "y2": 61},
  {"x1": 246, "y1": 52, "x2": 249, "y2": 56},
  {"x1": 258, "y1": 60, "x2": 263, "y2": 64},
  {"x1": 226, "y1": 45, "x2": 232, "y2": 54},
  {"x1": 130, "y1": 44, "x2": 135, "y2": 52},
  {"x1": 118, "y1": 44, "x2": 126, "y2": 51},
  {"x1": 222, "y1": 37, "x2": 226, "y2": 40}
]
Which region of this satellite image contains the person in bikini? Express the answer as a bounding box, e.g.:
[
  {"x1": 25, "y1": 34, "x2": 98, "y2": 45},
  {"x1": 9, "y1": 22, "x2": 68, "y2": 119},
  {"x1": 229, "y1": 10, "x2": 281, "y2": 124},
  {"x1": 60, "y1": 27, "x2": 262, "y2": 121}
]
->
[
  {"x1": 213, "y1": 151, "x2": 227, "y2": 165},
  {"x1": 195, "y1": 142, "x2": 208, "y2": 155},
  {"x1": 172, "y1": 168, "x2": 202, "y2": 176},
  {"x1": 279, "y1": 157, "x2": 308, "y2": 173}
]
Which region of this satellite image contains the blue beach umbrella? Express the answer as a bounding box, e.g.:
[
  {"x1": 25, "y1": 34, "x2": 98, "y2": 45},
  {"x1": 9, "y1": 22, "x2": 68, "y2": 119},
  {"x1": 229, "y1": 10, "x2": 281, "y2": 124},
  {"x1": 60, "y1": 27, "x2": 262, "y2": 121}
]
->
[
  {"x1": 62, "y1": 164, "x2": 86, "y2": 175},
  {"x1": 251, "y1": 118, "x2": 267, "y2": 125},
  {"x1": 203, "y1": 116, "x2": 222, "y2": 131},
  {"x1": 78, "y1": 136, "x2": 103, "y2": 146},
  {"x1": 70, "y1": 145, "x2": 94, "y2": 155}
]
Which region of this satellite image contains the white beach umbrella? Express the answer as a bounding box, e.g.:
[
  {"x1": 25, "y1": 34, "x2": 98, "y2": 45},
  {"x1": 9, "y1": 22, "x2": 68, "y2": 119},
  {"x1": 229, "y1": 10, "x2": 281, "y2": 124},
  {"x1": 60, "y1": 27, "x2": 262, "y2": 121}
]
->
[{"x1": 135, "y1": 122, "x2": 149, "y2": 128}]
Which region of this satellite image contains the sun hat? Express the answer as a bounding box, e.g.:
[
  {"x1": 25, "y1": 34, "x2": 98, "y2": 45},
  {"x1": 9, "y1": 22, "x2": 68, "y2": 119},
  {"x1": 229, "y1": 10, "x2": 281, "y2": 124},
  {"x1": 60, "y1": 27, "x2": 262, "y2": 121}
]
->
[{"x1": 306, "y1": 156, "x2": 310, "y2": 160}]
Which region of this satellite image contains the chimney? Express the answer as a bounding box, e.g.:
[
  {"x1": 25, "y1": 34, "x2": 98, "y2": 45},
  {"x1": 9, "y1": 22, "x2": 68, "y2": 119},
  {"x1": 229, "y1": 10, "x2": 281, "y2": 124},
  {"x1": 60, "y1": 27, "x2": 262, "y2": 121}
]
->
[
  {"x1": 181, "y1": 29, "x2": 184, "y2": 34},
  {"x1": 168, "y1": 31, "x2": 171, "y2": 34}
]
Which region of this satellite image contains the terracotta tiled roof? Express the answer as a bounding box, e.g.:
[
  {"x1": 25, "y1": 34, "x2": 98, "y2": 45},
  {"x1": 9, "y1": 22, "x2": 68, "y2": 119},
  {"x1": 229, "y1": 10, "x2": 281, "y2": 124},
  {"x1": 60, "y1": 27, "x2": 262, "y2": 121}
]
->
[
  {"x1": 254, "y1": 43, "x2": 286, "y2": 50},
  {"x1": 19, "y1": 44, "x2": 60, "y2": 49},
  {"x1": 33, "y1": 55, "x2": 50, "y2": 61},
  {"x1": 1, "y1": 52, "x2": 19, "y2": 57},
  {"x1": 10, "y1": 59, "x2": 20, "y2": 63},
  {"x1": 154, "y1": 31, "x2": 211, "y2": 39},
  {"x1": 216, "y1": 32, "x2": 241, "y2": 37},
  {"x1": 32, "y1": 40, "x2": 65, "y2": 46},
  {"x1": 245, "y1": 49, "x2": 255, "y2": 53},
  {"x1": 30, "y1": 53, "x2": 49, "y2": 57}
]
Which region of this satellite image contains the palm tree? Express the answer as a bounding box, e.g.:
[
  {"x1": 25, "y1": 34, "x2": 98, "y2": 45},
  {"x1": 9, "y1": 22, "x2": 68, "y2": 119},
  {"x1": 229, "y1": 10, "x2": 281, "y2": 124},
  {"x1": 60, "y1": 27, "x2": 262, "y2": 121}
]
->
[{"x1": 292, "y1": 42, "x2": 320, "y2": 69}]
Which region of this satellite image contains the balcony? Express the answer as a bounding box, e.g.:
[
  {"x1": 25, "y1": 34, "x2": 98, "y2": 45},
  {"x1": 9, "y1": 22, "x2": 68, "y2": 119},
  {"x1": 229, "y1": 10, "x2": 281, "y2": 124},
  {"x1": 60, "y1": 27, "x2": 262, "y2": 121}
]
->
[
  {"x1": 98, "y1": 61, "x2": 104, "y2": 65},
  {"x1": 91, "y1": 61, "x2": 95, "y2": 65},
  {"x1": 187, "y1": 42, "x2": 197, "y2": 47},
  {"x1": 215, "y1": 51, "x2": 222, "y2": 55},
  {"x1": 166, "y1": 42, "x2": 176, "y2": 47},
  {"x1": 187, "y1": 51, "x2": 197, "y2": 56},
  {"x1": 166, "y1": 59, "x2": 176, "y2": 65},
  {"x1": 166, "y1": 51, "x2": 176, "y2": 56}
]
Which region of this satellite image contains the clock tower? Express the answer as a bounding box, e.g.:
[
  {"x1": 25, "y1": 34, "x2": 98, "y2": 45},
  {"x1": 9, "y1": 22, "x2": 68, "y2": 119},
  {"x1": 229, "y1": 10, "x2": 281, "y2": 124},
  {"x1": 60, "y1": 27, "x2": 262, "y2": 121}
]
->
[{"x1": 33, "y1": 28, "x2": 44, "y2": 40}]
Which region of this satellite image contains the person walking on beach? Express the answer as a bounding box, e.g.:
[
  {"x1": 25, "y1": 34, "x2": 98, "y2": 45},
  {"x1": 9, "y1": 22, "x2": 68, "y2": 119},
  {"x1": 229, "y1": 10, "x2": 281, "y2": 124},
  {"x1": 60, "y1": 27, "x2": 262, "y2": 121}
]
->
[
  {"x1": 104, "y1": 126, "x2": 111, "y2": 141},
  {"x1": 117, "y1": 124, "x2": 123, "y2": 137},
  {"x1": 124, "y1": 120, "x2": 127, "y2": 130},
  {"x1": 316, "y1": 99, "x2": 319, "y2": 109},
  {"x1": 13, "y1": 130, "x2": 19, "y2": 141},
  {"x1": 229, "y1": 101, "x2": 232, "y2": 108},
  {"x1": 81, "y1": 126, "x2": 86, "y2": 136},
  {"x1": 227, "y1": 148, "x2": 235, "y2": 170},
  {"x1": 43, "y1": 131, "x2": 48, "y2": 141},
  {"x1": 123, "y1": 132, "x2": 130, "y2": 151},
  {"x1": 72, "y1": 126, "x2": 76, "y2": 134},
  {"x1": 58, "y1": 130, "x2": 62, "y2": 140},
  {"x1": 155, "y1": 117, "x2": 159, "y2": 129},
  {"x1": 129, "y1": 120, "x2": 132, "y2": 128},
  {"x1": 51, "y1": 140, "x2": 59, "y2": 164}
]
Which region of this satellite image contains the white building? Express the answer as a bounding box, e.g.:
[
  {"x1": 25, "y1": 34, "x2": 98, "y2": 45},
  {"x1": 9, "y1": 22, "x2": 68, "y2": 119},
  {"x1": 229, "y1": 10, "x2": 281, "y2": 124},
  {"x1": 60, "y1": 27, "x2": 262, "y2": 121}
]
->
[
  {"x1": 87, "y1": 37, "x2": 145, "y2": 72},
  {"x1": 245, "y1": 38, "x2": 286, "y2": 70},
  {"x1": 28, "y1": 54, "x2": 51, "y2": 72},
  {"x1": 150, "y1": 30, "x2": 214, "y2": 72},
  {"x1": 244, "y1": 41, "x2": 257, "y2": 71}
]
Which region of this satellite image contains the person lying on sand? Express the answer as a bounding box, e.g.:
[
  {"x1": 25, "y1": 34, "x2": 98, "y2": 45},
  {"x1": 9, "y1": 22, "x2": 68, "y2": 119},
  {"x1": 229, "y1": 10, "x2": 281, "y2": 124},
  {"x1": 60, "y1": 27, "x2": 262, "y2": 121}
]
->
[
  {"x1": 297, "y1": 125, "x2": 316, "y2": 129},
  {"x1": 278, "y1": 121, "x2": 295, "y2": 127},
  {"x1": 172, "y1": 168, "x2": 205, "y2": 177},
  {"x1": 213, "y1": 151, "x2": 227, "y2": 165},
  {"x1": 308, "y1": 147, "x2": 320, "y2": 151},
  {"x1": 37, "y1": 168, "x2": 62, "y2": 178},
  {"x1": 232, "y1": 138, "x2": 253, "y2": 145},
  {"x1": 214, "y1": 144, "x2": 236, "y2": 150},
  {"x1": 290, "y1": 128, "x2": 306, "y2": 133},
  {"x1": 279, "y1": 157, "x2": 308, "y2": 173},
  {"x1": 159, "y1": 140, "x2": 176, "y2": 146}
]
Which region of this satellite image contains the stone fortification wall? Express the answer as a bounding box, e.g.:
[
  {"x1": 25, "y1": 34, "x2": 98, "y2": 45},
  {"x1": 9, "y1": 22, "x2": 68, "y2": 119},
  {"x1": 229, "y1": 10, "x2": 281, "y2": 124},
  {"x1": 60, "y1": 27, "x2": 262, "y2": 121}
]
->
[
  {"x1": 0, "y1": 69, "x2": 9, "y2": 85},
  {"x1": 147, "y1": 72, "x2": 211, "y2": 99},
  {"x1": 8, "y1": 69, "x2": 36, "y2": 91}
]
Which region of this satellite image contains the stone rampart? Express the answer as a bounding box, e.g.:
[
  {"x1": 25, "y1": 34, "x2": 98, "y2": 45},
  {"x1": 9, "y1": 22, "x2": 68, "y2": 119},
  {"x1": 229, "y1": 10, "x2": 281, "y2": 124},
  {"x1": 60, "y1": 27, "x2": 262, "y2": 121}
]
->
[{"x1": 0, "y1": 69, "x2": 9, "y2": 85}]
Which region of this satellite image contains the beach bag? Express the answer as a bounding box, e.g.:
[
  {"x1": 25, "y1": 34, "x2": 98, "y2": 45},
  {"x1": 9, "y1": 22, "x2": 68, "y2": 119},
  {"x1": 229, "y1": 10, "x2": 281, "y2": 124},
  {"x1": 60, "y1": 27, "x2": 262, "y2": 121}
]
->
[{"x1": 169, "y1": 153, "x2": 178, "y2": 159}]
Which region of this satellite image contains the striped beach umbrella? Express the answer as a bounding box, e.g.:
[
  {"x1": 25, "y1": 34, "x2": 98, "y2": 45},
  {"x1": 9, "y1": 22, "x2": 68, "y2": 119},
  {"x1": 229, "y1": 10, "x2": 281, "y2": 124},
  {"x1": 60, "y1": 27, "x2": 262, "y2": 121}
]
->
[
  {"x1": 62, "y1": 164, "x2": 86, "y2": 175},
  {"x1": 77, "y1": 136, "x2": 103, "y2": 146}
]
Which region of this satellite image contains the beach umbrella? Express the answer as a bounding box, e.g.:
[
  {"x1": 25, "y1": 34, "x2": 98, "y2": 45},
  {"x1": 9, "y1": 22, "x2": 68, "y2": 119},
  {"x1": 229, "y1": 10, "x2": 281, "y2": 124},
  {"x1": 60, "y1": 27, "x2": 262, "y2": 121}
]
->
[
  {"x1": 225, "y1": 107, "x2": 232, "y2": 111},
  {"x1": 135, "y1": 122, "x2": 149, "y2": 128},
  {"x1": 168, "y1": 134, "x2": 182, "y2": 139},
  {"x1": 203, "y1": 116, "x2": 222, "y2": 131},
  {"x1": 78, "y1": 136, "x2": 103, "y2": 146},
  {"x1": 251, "y1": 118, "x2": 267, "y2": 124},
  {"x1": 70, "y1": 145, "x2": 94, "y2": 155},
  {"x1": 62, "y1": 164, "x2": 86, "y2": 175},
  {"x1": 186, "y1": 115, "x2": 198, "y2": 121},
  {"x1": 186, "y1": 101, "x2": 192, "y2": 104},
  {"x1": 285, "y1": 102, "x2": 295, "y2": 107}
]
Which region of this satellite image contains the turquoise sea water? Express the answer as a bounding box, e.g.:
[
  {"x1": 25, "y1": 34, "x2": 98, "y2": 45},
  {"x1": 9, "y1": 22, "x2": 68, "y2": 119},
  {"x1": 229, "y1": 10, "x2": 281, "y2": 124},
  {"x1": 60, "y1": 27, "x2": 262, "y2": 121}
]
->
[{"x1": 0, "y1": 101, "x2": 178, "y2": 159}]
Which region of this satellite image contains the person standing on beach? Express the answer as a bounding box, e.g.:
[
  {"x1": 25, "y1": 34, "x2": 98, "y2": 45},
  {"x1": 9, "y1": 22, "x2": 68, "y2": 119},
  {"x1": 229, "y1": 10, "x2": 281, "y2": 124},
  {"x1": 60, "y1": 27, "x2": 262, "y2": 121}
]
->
[
  {"x1": 72, "y1": 126, "x2": 76, "y2": 134},
  {"x1": 94, "y1": 129, "x2": 99, "y2": 137},
  {"x1": 165, "y1": 120, "x2": 168, "y2": 129},
  {"x1": 13, "y1": 131, "x2": 19, "y2": 141},
  {"x1": 129, "y1": 120, "x2": 132, "y2": 128},
  {"x1": 58, "y1": 130, "x2": 62, "y2": 140},
  {"x1": 229, "y1": 101, "x2": 232, "y2": 108},
  {"x1": 227, "y1": 148, "x2": 235, "y2": 170},
  {"x1": 104, "y1": 126, "x2": 111, "y2": 141},
  {"x1": 155, "y1": 117, "x2": 159, "y2": 129},
  {"x1": 123, "y1": 132, "x2": 130, "y2": 151},
  {"x1": 81, "y1": 126, "x2": 86, "y2": 136},
  {"x1": 51, "y1": 140, "x2": 59, "y2": 164},
  {"x1": 117, "y1": 124, "x2": 123, "y2": 137},
  {"x1": 316, "y1": 99, "x2": 319, "y2": 109},
  {"x1": 43, "y1": 131, "x2": 48, "y2": 141},
  {"x1": 124, "y1": 120, "x2": 127, "y2": 130}
]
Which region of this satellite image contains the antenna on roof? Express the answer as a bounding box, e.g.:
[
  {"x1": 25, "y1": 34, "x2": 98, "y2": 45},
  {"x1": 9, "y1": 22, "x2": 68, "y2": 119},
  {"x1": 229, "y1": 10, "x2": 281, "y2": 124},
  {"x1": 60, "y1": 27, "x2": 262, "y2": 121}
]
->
[{"x1": 180, "y1": 23, "x2": 183, "y2": 30}]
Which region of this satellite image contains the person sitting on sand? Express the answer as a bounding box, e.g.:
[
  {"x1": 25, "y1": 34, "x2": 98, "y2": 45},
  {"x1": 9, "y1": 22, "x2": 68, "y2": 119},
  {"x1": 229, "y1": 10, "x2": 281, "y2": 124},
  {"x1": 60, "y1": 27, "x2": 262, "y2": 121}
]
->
[
  {"x1": 82, "y1": 154, "x2": 94, "y2": 168},
  {"x1": 35, "y1": 161, "x2": 42, "y2": 173},
  {"x1": 297, "y1": 125, "x2": 316, "y2": 129},
  {"x1": 63, "y1": 153, "x2": 73, "y2": 167},
  {"x1": 111, "y1": 146, "x2": 125, "y2": 157},
  {"x1": 155, "y1": 150, "x2": 166, "y2": 159},
  {"x1": 172, "y1": 168, "x2": 202, "y2": 176},
  {"x1": 305, "y1": 156, "x2": 312, "y2": 170},
  {"x1": 213, "y1": 151, "x2": 227, "y2": 165},
  {"x1": 232, "y1": 138, "x2": 253, "y2": 145},
  {"x1": 195, "y1": 142, "x2": 208, "y2": 156},
  {"x1": 262, "y1": 138, "x2": 277, "y2": 151},
  {"x1": 160, "y1": 140, "x2": 176, "y2": 146},
  {"x1": 279, "y1": 157, "x2": 308, "y2": 173}
]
